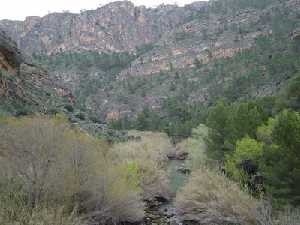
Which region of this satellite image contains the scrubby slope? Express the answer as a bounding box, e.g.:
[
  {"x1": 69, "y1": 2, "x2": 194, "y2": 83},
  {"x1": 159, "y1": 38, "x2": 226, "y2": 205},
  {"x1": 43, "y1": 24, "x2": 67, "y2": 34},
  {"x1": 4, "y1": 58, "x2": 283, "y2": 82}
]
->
[
  {"x1": 12, "y1": 0, "x2": 299, "y2": 123},
  {"x1": 0, "y1": 30, "x2": 64, "y2": 116}
]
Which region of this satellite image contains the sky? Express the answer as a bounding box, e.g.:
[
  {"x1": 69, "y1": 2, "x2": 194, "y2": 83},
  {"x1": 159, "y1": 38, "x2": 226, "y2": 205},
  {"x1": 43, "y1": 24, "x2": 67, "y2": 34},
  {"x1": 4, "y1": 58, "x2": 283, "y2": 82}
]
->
[{"x1": 0, "y1": 0, "x2": 208, "y2": 21}]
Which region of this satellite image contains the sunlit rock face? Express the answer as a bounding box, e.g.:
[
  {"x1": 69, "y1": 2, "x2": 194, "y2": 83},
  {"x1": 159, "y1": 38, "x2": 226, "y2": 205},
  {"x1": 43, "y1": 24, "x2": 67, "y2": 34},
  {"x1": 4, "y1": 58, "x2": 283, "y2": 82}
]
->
[{"x1": 0, "y1": 1, "x2": 203, "y2": 55}]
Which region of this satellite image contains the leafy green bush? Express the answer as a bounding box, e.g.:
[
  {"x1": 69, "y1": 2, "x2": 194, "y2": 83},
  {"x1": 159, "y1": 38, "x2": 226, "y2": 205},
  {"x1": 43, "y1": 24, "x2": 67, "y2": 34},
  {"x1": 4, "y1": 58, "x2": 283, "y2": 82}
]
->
[
  {"x1": 109, "y1": 98, "x2": 206, "y2": 142},
  {"x1": 277, "y1": 73, "x2": 300, "y2": 111},
  {"x1": 260, "y1": 110, "x2": 300, "y2": 205},
  {"x1": 206, "y1": 100, "x2": 268, "y2": 159},
  {"x1": 225, "y1": 137, "x2": 263, "y2": 181},
  {"x1": 217, "y1": 109, "x2": 300, "y2": 206}
]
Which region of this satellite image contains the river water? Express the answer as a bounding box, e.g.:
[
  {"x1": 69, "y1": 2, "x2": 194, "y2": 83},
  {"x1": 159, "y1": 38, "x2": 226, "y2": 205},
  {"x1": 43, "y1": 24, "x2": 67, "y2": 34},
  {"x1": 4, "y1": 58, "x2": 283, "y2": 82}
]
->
[{"x1": 144, "y1": 158, "x2": 190, "y2": 225}]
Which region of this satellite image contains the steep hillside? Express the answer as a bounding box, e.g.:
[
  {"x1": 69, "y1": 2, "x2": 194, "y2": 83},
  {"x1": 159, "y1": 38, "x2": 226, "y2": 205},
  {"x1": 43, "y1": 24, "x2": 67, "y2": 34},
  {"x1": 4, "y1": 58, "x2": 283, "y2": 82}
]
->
[
  {"x1": 1, "y1": 0, "x2": 299, "y2": 124},
  {"x1": 117, "y1": 0, "x2": 299, "y2": 77},
  {"x1": 0, "y1": 30, "x2": 64, "y2": 116}
]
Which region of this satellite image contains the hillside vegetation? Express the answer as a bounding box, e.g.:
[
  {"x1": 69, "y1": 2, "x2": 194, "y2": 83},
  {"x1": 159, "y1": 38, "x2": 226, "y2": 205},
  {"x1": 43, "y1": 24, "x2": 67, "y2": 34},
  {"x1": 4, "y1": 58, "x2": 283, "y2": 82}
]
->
[
  {"x1": 0, "y1": 0, "x2": 300, "y2": 224},
  {"x1": 0, "y1": 116, "x2": 175, "y2": 224},
  {"x1": 28, "y1": 0, "x2": 300, "y2": 142}
]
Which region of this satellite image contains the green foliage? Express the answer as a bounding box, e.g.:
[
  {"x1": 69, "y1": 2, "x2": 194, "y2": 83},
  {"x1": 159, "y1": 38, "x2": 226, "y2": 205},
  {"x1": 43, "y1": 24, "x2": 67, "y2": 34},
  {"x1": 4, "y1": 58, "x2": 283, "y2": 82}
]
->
[
  {"x1": 34, "y1": 51, "x2": 136, "y2": 73},
  {"x1": 34, "y1": 51, "x2": 137, "y2": 109},
  {"x1": 206, "y1": 100, "x2": 231, "y2": 158},
  {"x1": 124, "y1": 161, "x2": 142, "y2": 192},
  {"x1": 205, "y1": 83, "x2": 300, "y2": 205},
  {"x1": 199, "y1": 24, "x2": 300, "y2": 103},
  {"x1": 206, "y1": 100, "x2": 269, "y2": 159},
  {"x1": 261, "y1": 110, "x2": 300, "y2": 205},
  {"x1": 211, "y1": 0, "x2": 280, "y2": 14},
  {"x1": 135, "y1": 43, "x2": 156, "y2": 56},
  {"x1": 109, "y1": 98, "x2": 206, "y2": 142},
  {"x1": 225, "y1": 137, "x2": 263, "y2": 180},
  {"x1": 212, "y1": 106, "x2": 300, "y2": 206},
  {"x1": 278, "y1": 73, "x2": 300, "y2": 111}
]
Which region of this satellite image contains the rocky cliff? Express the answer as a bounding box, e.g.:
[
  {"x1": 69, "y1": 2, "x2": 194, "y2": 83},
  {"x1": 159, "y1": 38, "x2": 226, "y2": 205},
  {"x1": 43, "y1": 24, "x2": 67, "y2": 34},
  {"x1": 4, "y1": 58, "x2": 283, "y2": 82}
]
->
[
  {"x1": 0, "y1": 0, "x2": 299, "y2": 121},
  {"x1": 119, "y1": 0, "x2": 299, "y2": 77},
  {"x1": 1, "y1": 0, "x2": 299, "y2": 80},
  {"x1": 0, "y1": 1, "x2": 204, "y2": 55}
]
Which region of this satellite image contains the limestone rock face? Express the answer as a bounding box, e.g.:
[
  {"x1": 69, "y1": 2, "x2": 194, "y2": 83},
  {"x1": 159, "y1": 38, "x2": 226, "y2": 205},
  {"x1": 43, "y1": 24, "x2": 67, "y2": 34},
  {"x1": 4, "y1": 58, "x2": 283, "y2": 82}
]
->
[
  {"x1": 1, "y1": 0, "x2": 299, "y2": 119},
  {"x1": 0, "y1": 1, "x2": 204, "y2": 55},
  {"x1": 2, "y1": 0, "x2": 298, "y2": 79},
  {"x1": 119, "y1": 0, "x2": 300, "y2": 78}
]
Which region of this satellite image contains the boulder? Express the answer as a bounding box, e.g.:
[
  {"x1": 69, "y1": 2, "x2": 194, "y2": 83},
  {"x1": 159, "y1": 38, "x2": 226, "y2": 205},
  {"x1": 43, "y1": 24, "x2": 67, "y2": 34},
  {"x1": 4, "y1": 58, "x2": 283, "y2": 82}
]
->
[
  {"x1": 177, "y1": 166, "x2": 191, "y2": 175},
  {"x1": 167, "y1": 150, "x2": 189, "y2": 161}
]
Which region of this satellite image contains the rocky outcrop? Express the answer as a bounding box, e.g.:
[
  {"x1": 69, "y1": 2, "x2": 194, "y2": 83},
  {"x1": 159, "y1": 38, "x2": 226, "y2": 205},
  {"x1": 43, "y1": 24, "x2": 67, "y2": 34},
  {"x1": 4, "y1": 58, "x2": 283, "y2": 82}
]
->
[
  {"x1": 1, "y1": 0, "x2": 298, "y2": 79},
  {"x1": 1, "y1": 0, "x2": 299, "y2": 119},
  {"x1": 118, "y1": 5, "x2": 273, "y2": 78},
  {"x1": 167, "y1": 150, "x2": 189, "y2": 161},
  {"x1": 0, "y1": 1, "x2": 206, "y2": 55},
  {"x1": 0, "y1": 30, "x2": 23, "y2": 74}
]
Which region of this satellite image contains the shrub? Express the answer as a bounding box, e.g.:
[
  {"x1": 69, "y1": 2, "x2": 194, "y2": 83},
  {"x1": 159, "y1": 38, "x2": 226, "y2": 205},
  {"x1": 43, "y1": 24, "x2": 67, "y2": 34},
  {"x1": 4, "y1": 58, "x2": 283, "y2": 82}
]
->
[
  {"x1": 225, "y1": 137, "x2": 263, "y2": 181},
  {"x1": 206, "y1": 100, "x2": 268, "y2": 160},
  {"x1": 109, "y1": 131, "x2": 172, "y2": 200},
  {"x1": 260, "y1": 110, "x2": 300, "y2": 205},
  {"x1": 0, "y1": 115, "x2": 144, "y2": 224},
  {"x1": 75, "y1": 112, "x2": 85, "y2": 120},
  {"x1": 0, "y1": 206, "x2": 84, "y2": 225},
  {"x1": 175, "y1": 167, "x2": 259, "y2": 225},
  {"x1": 83, "y1": 164, "x2": 145, "y2": 224}
]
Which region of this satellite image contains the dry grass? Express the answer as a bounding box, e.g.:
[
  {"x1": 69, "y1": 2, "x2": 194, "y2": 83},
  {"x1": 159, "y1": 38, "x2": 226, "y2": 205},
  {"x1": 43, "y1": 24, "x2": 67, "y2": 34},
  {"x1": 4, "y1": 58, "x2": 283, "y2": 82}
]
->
[
  {"x1": 0, "y1": 204, "x2": 85, "y2": 225},
  {"x1": 256, "y1": 202, "x2": 300, "y2": 225},
  {"x1": 82, "y1": 164, "x2": 145, "y2": 224},
  {"x1": 175, "y1": 166, "x2": 259, "y2": 225},
  {"x1": 114, "y1": 130, "x2": 172, "y2": 164}
]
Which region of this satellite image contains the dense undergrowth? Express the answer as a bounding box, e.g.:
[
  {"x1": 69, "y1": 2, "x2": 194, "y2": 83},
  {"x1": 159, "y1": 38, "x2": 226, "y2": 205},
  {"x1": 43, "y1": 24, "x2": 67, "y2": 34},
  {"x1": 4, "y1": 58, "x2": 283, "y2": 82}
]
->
[
  {"x1": 0, "y1": 93, "x2": 299, "y2": 224},
  {"x1": 172, "y1": 74, "x2": 300, "y2": 224},
  {"x1": 1, "y1": 113, "x2": 299, "y2": 225},
  {"x1": 205, "y1": 73, "x2": 300, "y2": 206},
  {"x1": 0, "y1": 115, "x2": 171, "y2": 225}
]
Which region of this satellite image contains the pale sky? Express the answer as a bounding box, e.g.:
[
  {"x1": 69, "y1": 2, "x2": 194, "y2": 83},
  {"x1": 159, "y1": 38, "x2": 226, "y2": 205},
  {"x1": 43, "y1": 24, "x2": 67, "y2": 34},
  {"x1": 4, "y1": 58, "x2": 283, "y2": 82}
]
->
[{"x1": 0, "y1": 0, "x2": 207, "y2": 21}]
